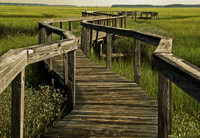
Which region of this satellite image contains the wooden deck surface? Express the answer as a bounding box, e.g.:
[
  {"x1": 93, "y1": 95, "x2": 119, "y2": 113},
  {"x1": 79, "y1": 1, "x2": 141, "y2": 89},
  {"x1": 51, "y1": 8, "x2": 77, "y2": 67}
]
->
[{"x1": 42, "y1": 49, "x2": 158, "y2": 137}]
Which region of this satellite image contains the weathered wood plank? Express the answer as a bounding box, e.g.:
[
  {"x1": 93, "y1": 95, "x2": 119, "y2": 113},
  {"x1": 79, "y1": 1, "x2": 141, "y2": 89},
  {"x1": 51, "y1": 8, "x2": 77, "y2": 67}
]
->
[
  {"x1": 26, "y1": 39, "x2": 77, "y2": 64},
  {"x1": 154, "y1": 52, "x2": 200, "y2": 103},
  {"x1": 81, "y1": 20, "x2": 164, "y2": 46},
  {"x1": 0, "y1": 50, "x2": 27, "y2": 93},
  {"x1": 11, "y1": 69, "x2": 25, "y2": 138}
]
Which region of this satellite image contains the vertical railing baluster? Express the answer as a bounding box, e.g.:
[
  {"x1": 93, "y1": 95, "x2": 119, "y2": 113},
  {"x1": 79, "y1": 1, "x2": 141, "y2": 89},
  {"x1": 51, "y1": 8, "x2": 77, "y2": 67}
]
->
[
  {"x1": 134, "y1": 39, "x2": 141, "y2": 86},
  {"x1": 106, "y1": 33, "x2": 111, "y2": 70},
  {"x1": 47, "y1": 27, "x2": 53, "y2": 79},
  {"x1": 158, "y1": 73, "x2": 172, "y2": 138},
  {"x1": 68, "y1": 50, "x2": 76, "y2": 110},
  {"x1": 11, "y1": 70, "x2": 25, "y2": 138}
]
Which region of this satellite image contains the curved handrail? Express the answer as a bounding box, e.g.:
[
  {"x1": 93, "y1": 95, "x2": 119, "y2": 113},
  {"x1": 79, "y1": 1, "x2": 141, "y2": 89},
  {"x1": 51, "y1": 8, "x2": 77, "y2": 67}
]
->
[{"x1": 81, "y1": 15, "x2": 200, "y2": 103}]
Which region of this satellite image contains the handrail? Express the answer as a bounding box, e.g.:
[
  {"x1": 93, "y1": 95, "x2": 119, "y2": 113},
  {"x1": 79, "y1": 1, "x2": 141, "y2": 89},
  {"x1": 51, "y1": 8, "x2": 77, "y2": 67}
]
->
[{"x1": 80, "y1": 12, "x2": 200, "y2": 138}]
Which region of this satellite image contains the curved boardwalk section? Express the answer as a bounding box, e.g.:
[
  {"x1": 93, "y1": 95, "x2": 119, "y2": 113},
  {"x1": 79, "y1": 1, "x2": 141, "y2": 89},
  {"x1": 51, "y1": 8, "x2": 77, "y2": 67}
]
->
[{"x1": 42, "y1": 49, "x2": 158, "y2": 137}]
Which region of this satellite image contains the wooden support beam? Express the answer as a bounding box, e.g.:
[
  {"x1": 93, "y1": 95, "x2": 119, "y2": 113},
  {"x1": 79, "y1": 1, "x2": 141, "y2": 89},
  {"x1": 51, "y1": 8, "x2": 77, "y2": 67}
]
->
[
  {"x1": 134, "y1": 39, "x2": 141, "y2": 86},
  {"x1": 11, "y1": 70, "x2": 25, "y2": 138},
  {"x1": 68, "y1": 50, "x2": 76, "y2": 110},
  {"x1": 158, "y1": 73, "x2": 171, "y2": 138},
  {"x1": 106, "y1": 33, "x2": 112, "y2": 70}
]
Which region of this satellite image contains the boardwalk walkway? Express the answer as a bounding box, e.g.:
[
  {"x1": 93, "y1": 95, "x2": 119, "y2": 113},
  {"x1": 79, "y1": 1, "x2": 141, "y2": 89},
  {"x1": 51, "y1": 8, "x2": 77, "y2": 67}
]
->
[{"x1": 42, "y1": 49, "x2": 158, "y2": 137}]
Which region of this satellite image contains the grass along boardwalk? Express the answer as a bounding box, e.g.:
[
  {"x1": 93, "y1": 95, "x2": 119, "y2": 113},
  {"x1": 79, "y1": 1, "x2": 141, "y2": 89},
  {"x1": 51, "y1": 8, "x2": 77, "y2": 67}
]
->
[{"x1": 42, "y1": 49, "x2": 158, "y2": 137}]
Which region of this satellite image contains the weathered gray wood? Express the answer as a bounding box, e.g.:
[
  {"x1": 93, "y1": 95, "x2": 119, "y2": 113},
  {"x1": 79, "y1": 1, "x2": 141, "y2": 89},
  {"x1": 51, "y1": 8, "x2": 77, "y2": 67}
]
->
[
  {"x1": 63, "y1": 53, "x2": 68, "y2": 92},
  {"x1": 0, "y1": 50, "x2": 27, "y2": 93},
  {"x1": 47, "y1": 29, "x2": 53, "y2": 73},
  {"x1": 106, "y1": 33, "x2": 112, "y2": 70},
  {"x1": 90, "y1": 29, "x2": 93, "y2": 47},
  {"x1": 38, "y1": 24, "x2": 42, "y2": 44},
  {"x1": 95, "y1": 20, "x2": 100, "y2": 44},
  {"x1": 154, "y1": 52, "x2": 200, "y2": 103},
  {"x1": 81, "y1": 21, "x2": 163, "y2": 46},
  {"x1": 134, "y1": 39, "x2": 141, "y2": 86},
  {"x1": 68, "y1": 50, "x2": 76, "y2": 110},
  {"x1": 11, "y1": 69, "x2": 25, "y2": 138},
  {"x1": 158, "y1": 73, "x2": 171, "y2": 138},
  {"x1": 81, "y1": 27, "x2": 84, "y2": 50},
  {"x1": 26, "y1": 39, "x2": 77, "y2": 64},
  {"x1": 42, "y1": 49, "x2": 158, "y2": 138},
  {"x1": 69, "y1": 21, "x2": 72, "y2": 31}
]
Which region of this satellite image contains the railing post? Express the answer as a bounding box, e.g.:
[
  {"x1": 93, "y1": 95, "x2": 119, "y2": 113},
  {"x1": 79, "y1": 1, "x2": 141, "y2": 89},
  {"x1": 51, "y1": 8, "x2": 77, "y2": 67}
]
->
[
  {"x1": 11, "y1": 69, "x2": 25, "y2": 138},
  {"x1": 47, "y1": 28, "x2": 53, "y2": 73},
  {"x1": 106, "y1": 33, "x2": 112, "y2": 70},
  {"x1": 60, "y1": 22, "x2": 63, "y2": 40},
  {"x1": 124, "y1": 17, "x2": 126, "y2": 28},
  {"x1": 63, "y1": 53, "x2": 68, "y2": 92},
  {"x1": 38, "y1": 24, "x2": 43, "y2": 44},
  {"x1": 158, "y1": 73, "x2": 172, "y2": 138},
  {"x1": 134, "y1": 39, "x2": 141, "y2": 86},
  {"x1": 81, "y1": 27, "x2": 84, "y2": 50},
  {"x1": 90, "y1": 29, "x2": 93, "y2": 53},
  {"x1": 115, "y1": 18, "x2": 117, "y2": 27},
  {"x1": 69, "y1": 21, "x2": 72, "y2": 31},
  {"x1": 95, "y1": 20, "x2": 99, "y2": 45},
  {"x1": 68, "y1": 50, "x2": 76, "y2": 110}
]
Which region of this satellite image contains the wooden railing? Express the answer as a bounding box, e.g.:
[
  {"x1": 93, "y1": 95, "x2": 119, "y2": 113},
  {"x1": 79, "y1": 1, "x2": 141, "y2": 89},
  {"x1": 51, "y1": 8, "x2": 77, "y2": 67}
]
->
[
  {"x1": 82, "y1": 11, "x2": 159, "y2": 21},
  {"x1": 80, "y1": 14, "x2": 200, "y2": 138}
]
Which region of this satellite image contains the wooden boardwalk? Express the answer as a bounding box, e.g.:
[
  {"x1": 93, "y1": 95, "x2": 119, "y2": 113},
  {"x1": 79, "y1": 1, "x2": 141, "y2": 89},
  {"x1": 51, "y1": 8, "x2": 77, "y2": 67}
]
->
[{"x1": 42, "y1": 49, "x2": 158, "y2": 137}]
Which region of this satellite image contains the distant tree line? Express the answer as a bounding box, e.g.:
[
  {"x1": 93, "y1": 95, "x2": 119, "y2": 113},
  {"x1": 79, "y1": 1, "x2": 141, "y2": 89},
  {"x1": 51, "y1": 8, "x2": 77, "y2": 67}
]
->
[
  {"x1": 0, "y1": 3, "x2": 76, "y2": 7},
  {"x1": 112, "y1": 4, "x2": 200, "y2": 8}
]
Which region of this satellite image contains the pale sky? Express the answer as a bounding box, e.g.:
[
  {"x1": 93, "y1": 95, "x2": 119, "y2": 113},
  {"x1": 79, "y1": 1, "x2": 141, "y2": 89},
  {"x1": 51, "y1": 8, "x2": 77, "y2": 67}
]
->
[{"x1": 0, "y1": 0, "x2": 200, "y2": 6}]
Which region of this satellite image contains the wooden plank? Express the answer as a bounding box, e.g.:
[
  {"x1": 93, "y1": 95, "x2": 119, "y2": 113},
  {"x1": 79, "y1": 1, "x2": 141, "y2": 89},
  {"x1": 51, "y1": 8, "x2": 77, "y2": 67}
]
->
[
  {"x1": 106, "y1": 33, "x2": 112, "y2": 69},
  {"x1": 11, "y1": 69, "x2": 25, "y2": 138},
  {"x1": 134, "y1": 39, "x2": 141, "y2": 86},
  {"x1": 158, "y1": 73, "x2": 171, "y2": 138},
  {"x1": 0, "y1": 50, "x2": 27, "y2": 93}
]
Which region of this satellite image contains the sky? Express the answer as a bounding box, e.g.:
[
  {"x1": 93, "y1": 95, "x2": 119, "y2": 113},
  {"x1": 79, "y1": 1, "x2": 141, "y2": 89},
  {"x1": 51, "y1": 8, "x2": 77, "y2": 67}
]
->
[{"x1": 0, "y1": 0, "x2": 200, "y2": 6}]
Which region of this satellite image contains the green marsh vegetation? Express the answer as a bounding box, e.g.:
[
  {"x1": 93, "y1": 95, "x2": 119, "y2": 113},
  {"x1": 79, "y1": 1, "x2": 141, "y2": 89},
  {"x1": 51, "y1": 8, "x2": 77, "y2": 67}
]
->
[{"x1": 0, "y1": 5, "x2": 199, "y2": 137}]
